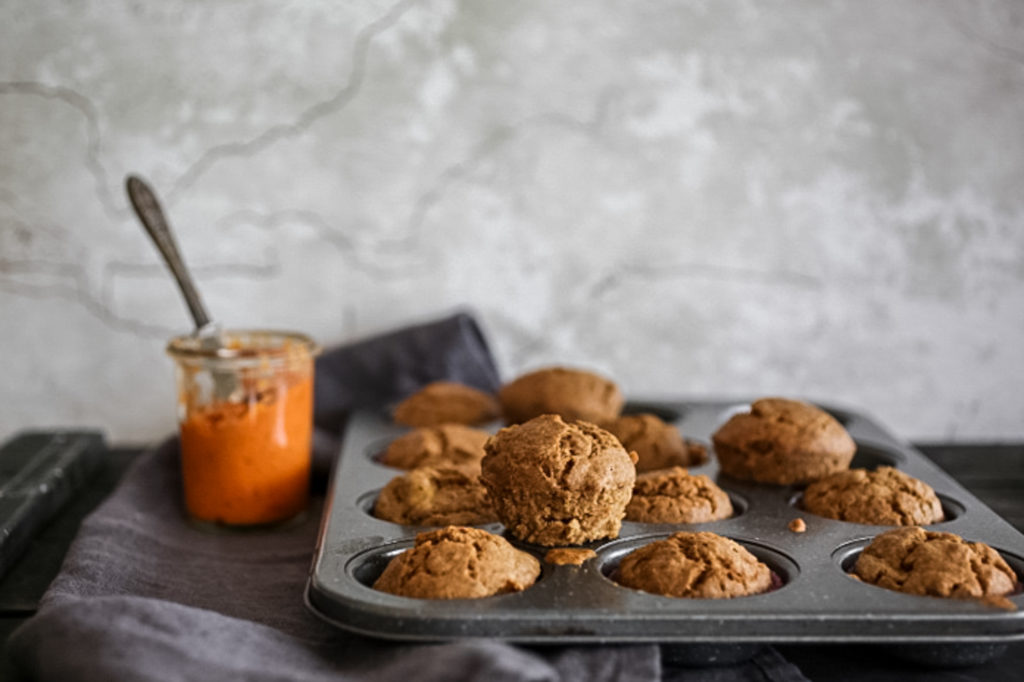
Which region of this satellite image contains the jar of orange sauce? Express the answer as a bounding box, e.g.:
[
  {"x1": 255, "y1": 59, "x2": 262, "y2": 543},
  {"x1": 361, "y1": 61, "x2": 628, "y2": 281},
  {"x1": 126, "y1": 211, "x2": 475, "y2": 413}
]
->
[{"x1": 167, "y1": 330, "x2": 319, "y2": 527}]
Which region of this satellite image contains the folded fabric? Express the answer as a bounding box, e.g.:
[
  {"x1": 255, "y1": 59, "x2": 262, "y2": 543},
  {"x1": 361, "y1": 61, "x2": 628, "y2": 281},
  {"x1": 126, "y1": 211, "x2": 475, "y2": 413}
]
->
[
  {"x1": 310, "y1": 312, "x2": 503, "y2": 479},
  {"x1": 5, "y1": 312, "x2": 806, "y2": 682}
]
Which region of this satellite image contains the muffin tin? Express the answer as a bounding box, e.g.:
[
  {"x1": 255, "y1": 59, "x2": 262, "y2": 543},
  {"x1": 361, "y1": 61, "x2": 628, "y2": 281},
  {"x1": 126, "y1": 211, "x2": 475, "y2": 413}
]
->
[{"x1": 306, "y1": 399, "x2": 1024, "y2": 659}]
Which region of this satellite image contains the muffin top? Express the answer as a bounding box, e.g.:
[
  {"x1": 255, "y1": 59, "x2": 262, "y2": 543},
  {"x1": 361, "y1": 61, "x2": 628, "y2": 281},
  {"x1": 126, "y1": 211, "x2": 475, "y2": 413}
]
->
[
  {"x1": 602, "y1": 413, "x2": 707, "y2": 472},
  {"x1": 711, "y1": 398, "x2": 856, "y2": 485},
  {"x1": 380, "y1": 424, "x2": 490, "y2": 473},
  {"x1": 372, "y1": 526, "x2": 540, "y2": 599},
  {"x1": 373, "y1": 466, "x2": 497, "y2": 527},
  {"x1": 498, "y1": 367, "x2": 624, "y2": 425},
  {"x1": 625, "y1": 466, "x2": 733, "y2": 524},
  {"x1": 617, "y1": 531, "x2": 772, "y2": 599},
  {"x1": 393, "y1": 381, "x2": 501, "y2": 427},
  {"x1": 853, "y1": 527, "x2": 1017, "y2": 600},
  {"x1": 480, "y1": 414, "x2": 636, "y2": 546},
  {"x1": 803, "y1": 467, "x2": 943, "y2": 526}
]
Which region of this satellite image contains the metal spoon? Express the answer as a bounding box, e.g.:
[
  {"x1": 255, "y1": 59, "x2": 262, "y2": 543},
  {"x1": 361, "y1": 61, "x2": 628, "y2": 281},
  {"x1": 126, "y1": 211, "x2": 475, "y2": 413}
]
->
[{"x1": 125, "y1": 174, "x2": 236, "y2": 398}]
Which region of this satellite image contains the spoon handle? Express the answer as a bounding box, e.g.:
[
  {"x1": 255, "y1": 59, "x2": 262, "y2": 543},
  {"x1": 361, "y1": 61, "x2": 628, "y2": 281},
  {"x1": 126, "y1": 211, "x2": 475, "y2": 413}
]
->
[{"x1": 125, "y1": 175, "x2": 213, "y2": 331}]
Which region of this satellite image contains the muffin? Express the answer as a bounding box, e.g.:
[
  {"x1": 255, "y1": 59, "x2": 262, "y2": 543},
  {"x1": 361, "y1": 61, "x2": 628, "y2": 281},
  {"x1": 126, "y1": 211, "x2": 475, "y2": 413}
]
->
[
  {"x1": 625, "y1": 467, "x2": 733, "y2": 524},
  {"x1": 712, "y1": 398, "x2": 856, "y2": 485},
  {"x1": 853, "y1": 527, "x2": 1017, "y2": 601},
  {"x1": 393, "y1": 381, "x2": 501, "y2": 427},
  {"x1": 803, "y1": 467, "x2": 943, "y2": 525},
  {"x1": 380, "y1": 424, "x2": 490, "y2": 474},
  {"x1": 617, "y1": 531, "x2": 772, "y2": 599},
  {"x1": 373, "y1": 466, "x2": 497, "y2": 527},
  {"x1": 498, "y1": 367, "x2": 623, "y2": 425},
  {"x1": 480, "y1": 414, "x2": 636, "y2": 546},
  {"x1": 603, "y1": 413, "x2": 707, "y2": 472},
  {"x1": 373, "y1": 526, "x2": 540, "y2": 599}
]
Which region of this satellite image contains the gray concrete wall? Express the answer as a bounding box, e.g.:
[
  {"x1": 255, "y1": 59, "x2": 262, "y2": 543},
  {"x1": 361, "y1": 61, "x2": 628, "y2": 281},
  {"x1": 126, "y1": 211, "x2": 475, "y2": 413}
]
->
[{"x1": 2, "y1": 0, "x2": 1022, "y2": 443}]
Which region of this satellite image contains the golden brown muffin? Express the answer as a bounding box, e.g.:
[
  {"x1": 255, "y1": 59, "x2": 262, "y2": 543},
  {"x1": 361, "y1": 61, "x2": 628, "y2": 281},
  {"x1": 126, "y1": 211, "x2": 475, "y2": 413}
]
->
[
  {"x1": 544, "y1": 548, "x2": 597, "y2": 566},
  {"x1": 803, "y1": 467, "x2": 943, "y2": 526},
  {"x1": 625, "y1": 466, "x2": 733, "y2": 524},
  {"x1": 373, "y1": 526, "x2": 540, "y2": 599},
  {"x1": 393, "y1": 381, "x2": 501, "y2": 427},
  {"x1": 498, "y1": 367, "x2": 624, "y2": 425},
  {"x1": 379, "y1": 424, "x2": 490, "y2": 474},
  {"x1": 617, "y1": 531, "x2": 773, "y2": 599},
  {"x1": 372, "y1": 466, "x2": 497, "y2": 527},
  {"x1": 480, "y1": 414, "x2": 636, "y2": 546},
  {"x1": 711, "y1": 398, "x2": 856, "y2": 485},
  {"x1": 602, "y1": 413, "x2": 707, "y2": 472},
  {"x1": 853, "y1": 527, "x2": 1017, "y2": 601}
]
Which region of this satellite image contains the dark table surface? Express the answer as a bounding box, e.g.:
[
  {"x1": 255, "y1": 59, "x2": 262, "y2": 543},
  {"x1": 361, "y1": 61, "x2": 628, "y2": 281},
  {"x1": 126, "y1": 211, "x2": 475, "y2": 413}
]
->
[{"x1": 1, "y1": 443, "x2": 1022, "y2": 681}]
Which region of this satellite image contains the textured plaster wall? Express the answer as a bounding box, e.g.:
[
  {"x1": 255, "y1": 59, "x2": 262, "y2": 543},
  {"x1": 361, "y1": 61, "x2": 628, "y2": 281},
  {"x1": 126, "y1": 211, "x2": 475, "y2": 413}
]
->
[{"x1": 1, "y1": 0, "x2": 1023, "y2": 444}]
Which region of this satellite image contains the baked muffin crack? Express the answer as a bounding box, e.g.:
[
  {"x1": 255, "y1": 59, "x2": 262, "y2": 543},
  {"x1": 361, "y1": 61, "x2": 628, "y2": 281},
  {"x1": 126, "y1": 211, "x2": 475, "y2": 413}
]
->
[
  {"x1": 617, "y1": 532, "x2": 772, "y2": 599},
  {"x1": 481, "y1": 415, "x2": 634, "y2": 546},
  {"x1": 803, "y1": 467, "x2": 943, "y2": 526},
  {"x1": 373, "y1": 526, "x2": 540, "y2": 599},
  {"x1": 625, "y1": 467, "x2": 732, "y2": 524},
  {"x1": 853, "y1": 527, "x2": 1016, "y2": 604}
]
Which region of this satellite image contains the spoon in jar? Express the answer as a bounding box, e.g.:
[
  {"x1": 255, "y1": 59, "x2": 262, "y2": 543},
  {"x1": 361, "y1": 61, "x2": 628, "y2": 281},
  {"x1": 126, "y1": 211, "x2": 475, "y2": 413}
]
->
[{"x1": 125, "y1": 174, "x2": 237, "y2": 399}]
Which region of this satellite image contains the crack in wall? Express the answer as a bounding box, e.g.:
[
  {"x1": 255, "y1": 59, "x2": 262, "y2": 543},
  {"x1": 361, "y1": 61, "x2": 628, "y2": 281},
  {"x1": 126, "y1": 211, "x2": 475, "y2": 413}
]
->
[
  {"x1": 0, "y1": 200, "x2": 424, "y2": 334},
  {"x1": 213, "y1": 208, "x2": 416, "y2": 277},
  {"x1": 98, "y1": 259, "x2": 281, "y2": 315},
  {"x1": 0, "y1": 0, "x2": 417, "y2": 338},
  {"x1": 506, "y1": 262, "x2": 822, "y2": 367},
  {"x1": 391, "y1": 86, "x2": 619, "y2": 253},
  {"x1": 587, "y1": 262, "x2": 822, "y2": 301},
  {"x1": 940, "y1": 2, "x2": 1024, "y2": 67},
  {"x1": 0, "y1": 258, "x2": 177, "y2": 338},
  {"x1": 0, "y1": 81, "x2": 121, "y2": 220},
  {"x1": 1, "y1": 0, "x2": 419, "y2": 231},
  {"x1": 104, "y1": 261, "x2": 280, "y2": 280},
  {"x1": 0, "y1": 250, "x2": 281, "y2": 340},
  {"x1": 166, "y1": 0, "x2": 417, "y2": 204},
  {"x1": 0, "y1": 10, "x2": 620, "y2": 336}
]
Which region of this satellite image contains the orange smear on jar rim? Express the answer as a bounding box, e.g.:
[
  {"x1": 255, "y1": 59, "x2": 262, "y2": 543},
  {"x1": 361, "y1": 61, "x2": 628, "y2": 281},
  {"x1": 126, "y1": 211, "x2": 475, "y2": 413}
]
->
[{"x1": 179, "y1": 374, "x2": 313, "y2": 525}]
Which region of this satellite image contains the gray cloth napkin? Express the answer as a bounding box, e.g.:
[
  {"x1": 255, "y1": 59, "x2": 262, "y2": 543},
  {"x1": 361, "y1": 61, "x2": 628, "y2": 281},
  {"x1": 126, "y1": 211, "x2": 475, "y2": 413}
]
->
[{"x1": 6, "y1": 313, "x2": 806, "y2": 682}]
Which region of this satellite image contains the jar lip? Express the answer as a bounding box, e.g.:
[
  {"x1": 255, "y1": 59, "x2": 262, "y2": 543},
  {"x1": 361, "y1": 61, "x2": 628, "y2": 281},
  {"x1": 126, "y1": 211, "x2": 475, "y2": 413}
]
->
[{"x1": 166, "y1": 329, "x2": 321, "y2": 361}]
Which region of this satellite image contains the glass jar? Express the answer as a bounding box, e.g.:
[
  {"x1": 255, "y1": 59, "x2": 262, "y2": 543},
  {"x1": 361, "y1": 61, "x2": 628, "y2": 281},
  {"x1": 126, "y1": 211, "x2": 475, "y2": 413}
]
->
[{"x1": 167, "y1": 330, "x2": 320, "y2": 527}]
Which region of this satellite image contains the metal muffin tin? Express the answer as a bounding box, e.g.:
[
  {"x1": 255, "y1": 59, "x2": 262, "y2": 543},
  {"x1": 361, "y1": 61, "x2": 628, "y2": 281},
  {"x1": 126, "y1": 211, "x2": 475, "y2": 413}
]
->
[{"x1": 306, "y1": 399, "x2": 1024, "y2": 652}]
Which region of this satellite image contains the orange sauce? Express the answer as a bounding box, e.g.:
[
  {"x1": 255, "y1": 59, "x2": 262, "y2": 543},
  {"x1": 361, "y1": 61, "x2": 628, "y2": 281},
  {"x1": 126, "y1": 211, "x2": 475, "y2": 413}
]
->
[{"x1": 179, "y1": 373, "x2": 313, "y2": 525}]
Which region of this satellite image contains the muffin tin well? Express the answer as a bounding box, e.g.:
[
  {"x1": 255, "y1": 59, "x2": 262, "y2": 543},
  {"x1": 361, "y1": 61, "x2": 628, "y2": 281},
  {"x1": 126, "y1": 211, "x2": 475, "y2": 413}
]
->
[{"x1": 306, "y1": 399, "x2": 1024, "y2": 655}]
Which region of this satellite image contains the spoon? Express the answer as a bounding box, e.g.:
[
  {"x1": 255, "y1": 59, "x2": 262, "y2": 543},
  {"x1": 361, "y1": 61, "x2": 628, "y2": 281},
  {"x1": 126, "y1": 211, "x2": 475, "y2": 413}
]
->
[{"x1": 125, "y1": 174, "x2": 236, "y2": 398}]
